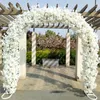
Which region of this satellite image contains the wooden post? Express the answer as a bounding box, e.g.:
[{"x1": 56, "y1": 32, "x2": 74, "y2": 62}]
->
[
  {"x1": 32, "y1": 30, "x2": 36, "y2": 66},
  {"x1": 66, "y1": 32, "x2": 70, "y2": 67},
  {"x1": 75, "y1": 35, "x2": 82, "y2": 81},
  {"x1": 19, "y1": 33, "x2": 26, "y2": 79}
]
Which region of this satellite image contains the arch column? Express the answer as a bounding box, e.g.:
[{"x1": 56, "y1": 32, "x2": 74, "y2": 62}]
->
[
  {"x1": 19, "y1": 33, "x2": 27, "y2": 79},
  {"x1": 66, "y1": 32, "x2": 70, "y2": 67},
  {"x1": 32, "y1": 30, "x2": 36, "y2": 66},
  {"x1": 75, "y1": 35, "x2": 82, "y2": 80}
]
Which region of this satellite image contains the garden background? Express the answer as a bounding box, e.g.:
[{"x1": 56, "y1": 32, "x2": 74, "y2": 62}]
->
[{"x1": 26, "y1": 30, "x2": 100, "y2": 67}]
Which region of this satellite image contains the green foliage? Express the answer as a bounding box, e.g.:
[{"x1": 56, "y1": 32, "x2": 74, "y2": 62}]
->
[
  {"x1": 70, "y1": 49, "x2": 76, "y2": 65},
  {"x1": 70, "y1": 33, "x2": 76, "y2": 40},
  {"x1": 47, "y1": 49, "x2": 66, "y2": 64},
  {"x1": 58, "y1": 49, "x2": 66, "y2": 64},
  {"x1": 27, "y1": 51, "x2": 32, "y2": 64},
  {"x1": 27, "y1": 41, "x2": 31, "y2": 51},
  {"x1": 27, "y1": 48, "x2": 76, "y2": 65},
  {"x1": 48, "y1": 49, "x2": 59, "y2": 59},
  {"x1": 98, "y1": 50, "x2": 100, "y2": 67},
  {"x1": 36, "y1": 49, "x2": 50, "y2": 64},
  {"x1": 26, "y1": 30, "x2": 99, "y2": 67},
  {"x1": 45, "y1": 30, "x2": 56, "y2": 37}
]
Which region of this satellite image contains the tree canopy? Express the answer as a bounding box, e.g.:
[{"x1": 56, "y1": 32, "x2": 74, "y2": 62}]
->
[{"x1": 45, "y1": 30, "x2": 56, "y2": 37}]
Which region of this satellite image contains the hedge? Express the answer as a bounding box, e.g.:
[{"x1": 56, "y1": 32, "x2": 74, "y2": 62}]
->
[
  {"x1": 27, "y1": 48, "x2": 76, "y2": 65},
  {"x1": 26, "y1": 51, "x2": 31, "y2": 64}
]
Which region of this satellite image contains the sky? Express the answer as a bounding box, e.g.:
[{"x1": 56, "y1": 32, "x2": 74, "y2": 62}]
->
[{"x1": 0, "y1": 0, "x2": 100, "y2": 38}]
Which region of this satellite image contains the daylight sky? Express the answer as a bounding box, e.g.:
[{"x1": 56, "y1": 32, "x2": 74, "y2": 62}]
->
[{"x1": 0, "y1": 0, "x2": 100, "y2": 38}]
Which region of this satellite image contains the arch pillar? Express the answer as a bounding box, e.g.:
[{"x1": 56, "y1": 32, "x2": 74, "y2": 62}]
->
[
  {"x1": 66, "y1": 32, "x2": 70, "y2": 67},
  {"x1": 32, "y1": 30, "x2": 36, "y2": 66},
  {"x1": 19, "y1": 33, "x2": 27, "y2": 79},
  {"x1": 75, "y1": 35, "x2": 82, "y2": 80}
]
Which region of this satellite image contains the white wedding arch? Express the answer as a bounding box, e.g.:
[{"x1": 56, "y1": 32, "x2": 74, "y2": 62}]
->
[{"x1": 1, "y1": 6, "x2": 99, "y2": 100}]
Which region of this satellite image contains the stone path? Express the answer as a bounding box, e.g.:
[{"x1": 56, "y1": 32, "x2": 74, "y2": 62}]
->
[
  {"x1": 0, "y1": 90, "x2": 100, "y2": 100},
  {"x1": 0, "y1": 66, "x2": 100, "y2": 100},
  {"x1": 17, "y1": 66, "x2": 100, "y2": 92}
]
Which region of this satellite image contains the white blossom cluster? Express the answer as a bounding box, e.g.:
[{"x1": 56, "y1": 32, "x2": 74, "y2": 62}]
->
[{"x1": 1, "y1": 7, "x2": 99, "y2": 97}]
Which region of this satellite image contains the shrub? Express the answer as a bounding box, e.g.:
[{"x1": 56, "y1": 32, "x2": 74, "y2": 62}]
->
[
  {"x1": 47, "y1": 49, "x2": 66, "y2": 64},
  {"x1": 70, "y1": 49, "x2": 76, "y2": 65},
  {"x1": 36, "y1": 49, "x2": 50, "y2": 64},
  {"x1": 27, "y1": 41, "x2": 31, "y2": 51},
  {"x1": 58, "y1": 49, "x2": 66, "y2": 65},
  {"x1": 27, "y1": 48, "x2": 76, "y2": 65},
  {"x1": 27, "y1": 51, "x2": 32, "y2": 64}
]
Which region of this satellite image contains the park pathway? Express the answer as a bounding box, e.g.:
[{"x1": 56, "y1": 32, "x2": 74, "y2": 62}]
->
[
  {"x1": 0, "y1": 66, "x2": 100, "y2": 100},
  {"x1": 17, "y1": 66, "x2": 100, "y2": 92}
]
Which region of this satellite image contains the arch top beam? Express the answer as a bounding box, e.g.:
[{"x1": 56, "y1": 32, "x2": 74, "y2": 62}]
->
[
  {"x1": 79, "y1": 4, "x2": 88, "y2": 13},
  {"x1": 73, "y1": 4, "x2": 78, "y2": 12},
  {"x1": 0, "y1": 3, "x2": 100, "y2": 29}
]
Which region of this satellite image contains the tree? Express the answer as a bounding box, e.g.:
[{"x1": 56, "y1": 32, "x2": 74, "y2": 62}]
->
[
  {"x1": 70, "y1": 33, "x2": 76, "y2": 40},
  {"x1": 45, "y1": 30, "x2": 56, "y2": 37}
]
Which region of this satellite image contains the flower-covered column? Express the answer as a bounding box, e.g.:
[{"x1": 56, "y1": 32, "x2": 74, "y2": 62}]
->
[
  {"x1": 75, "y1": 35, "x2": 82, "y2": 80},
  {"x1": 19, "y1": 33, "x2": 26, "y2": 79}
]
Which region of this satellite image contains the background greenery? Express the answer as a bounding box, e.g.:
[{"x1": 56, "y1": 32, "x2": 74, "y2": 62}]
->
[
  {"x1": 27, "y1": 30, "x2": 100, "y2": 67},
  {"x1": 27, "y1": 48, "x2": 76, "y2": 65}
]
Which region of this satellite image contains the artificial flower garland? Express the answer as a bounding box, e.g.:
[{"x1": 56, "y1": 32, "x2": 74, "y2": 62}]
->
[{"x1": 1, "y1": 6, "x2": 100, "y2": 100}]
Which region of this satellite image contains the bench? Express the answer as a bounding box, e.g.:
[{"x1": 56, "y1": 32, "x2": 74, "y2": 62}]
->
[{"x1": 42, "y1": 58, "x2": 59, "y2": 67}]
